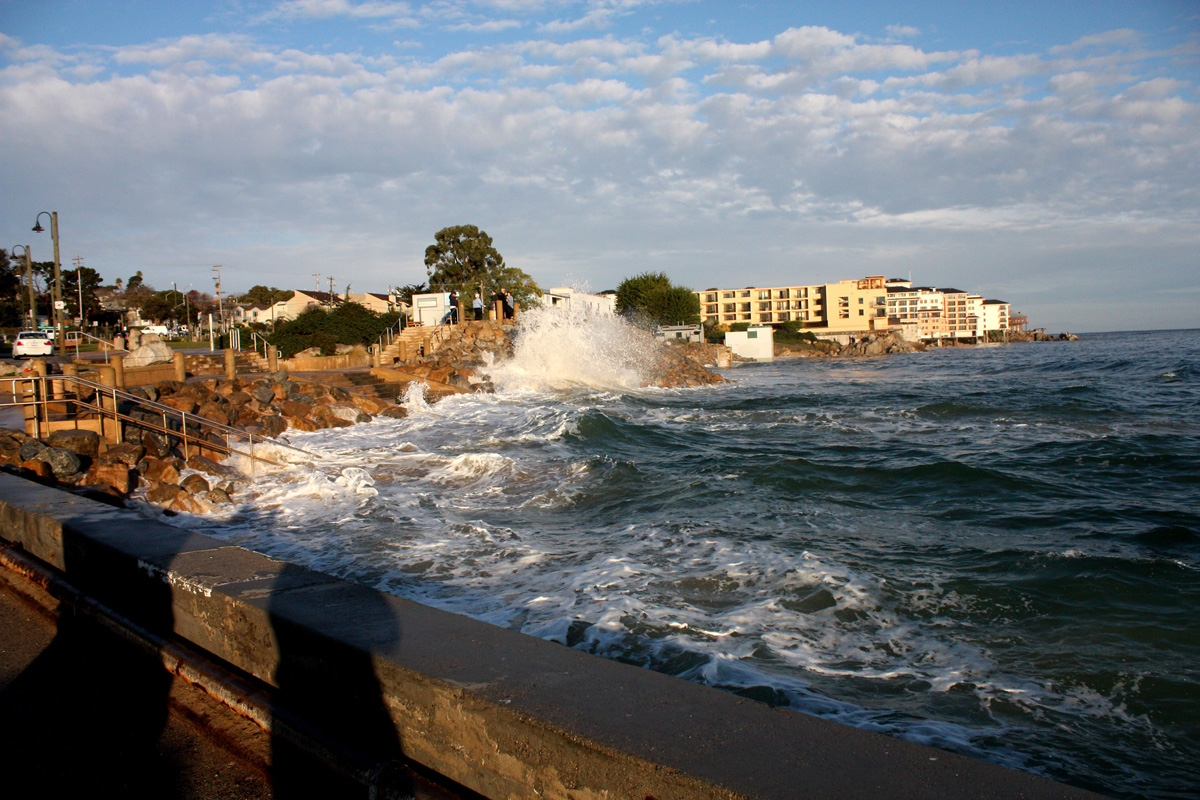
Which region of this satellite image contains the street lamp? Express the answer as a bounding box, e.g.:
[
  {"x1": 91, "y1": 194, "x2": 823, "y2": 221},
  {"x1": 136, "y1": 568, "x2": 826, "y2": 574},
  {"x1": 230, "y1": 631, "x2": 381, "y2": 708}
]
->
[
  {"x1": 32, "y1": 211, "x2": 63, "y2": 344},
  {"x1": 9, "y1": 245, "x2": 35, "y2": 328}
]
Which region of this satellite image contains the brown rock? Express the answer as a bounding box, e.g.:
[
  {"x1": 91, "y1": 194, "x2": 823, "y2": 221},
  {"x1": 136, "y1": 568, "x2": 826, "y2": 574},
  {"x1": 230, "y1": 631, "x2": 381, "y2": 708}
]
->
[
  {"x1": 146, "y1": 483, "x2": 183, "y2": 507},
  {"x1": 169, "y1": 490, "x2": 209, "y2": 514},
  {"x1": 102, "y1": 443, "x2": 146, "y2": 466},
  {"x1": 141, "y1": 457, "x2": 181, "y2": 486},
  {"x1": 47, "y1": 430, "x2": 101, "y2": 459},
  {"x1": 186, "y1": 454, "x2": 241, "y2": 478},
  {"x1": 206, "y1": 487, "x2": 233, "y2": 505},
  {"x1": 198, "y1": 401, "x2": 233, "y2": 426},
  {"x1": 19, "y1": 459, "x2": 55, "y2": 479},
  {"x1": 159, "y1": 396, "x2": 198, "y2": 414},
  {"x1": 227, "y1": 391, "x2": 253, "y2": 407},
  {"x1": 280, "y1": 400, "x2": 313, "y2": 419},
  {"x1": 82, "y1": 462, "x2": 134, "y2": 495},
  {"x1": 180, "y1": 473, "x2": 211, "y2": 494}
]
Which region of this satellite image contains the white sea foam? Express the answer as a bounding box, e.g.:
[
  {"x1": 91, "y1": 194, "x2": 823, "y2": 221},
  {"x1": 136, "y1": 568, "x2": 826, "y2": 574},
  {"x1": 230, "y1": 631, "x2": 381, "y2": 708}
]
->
[{"x1": 489, "y1": 305, "x2": 658, "y2": 392}]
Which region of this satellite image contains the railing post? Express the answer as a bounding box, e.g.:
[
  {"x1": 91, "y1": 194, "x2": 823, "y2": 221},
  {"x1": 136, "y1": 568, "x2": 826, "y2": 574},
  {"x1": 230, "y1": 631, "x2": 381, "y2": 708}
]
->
[
  {"x1": 224, "y1": 348, "x2": 236, "y2": 382},
  {"x1": 111, "y1": 354, "x2": 126, "y2": 389},
  {"x1": 267, "y1": 345, "x2": 278, "y2": 372},
  {"x1": 174, "y1": 351, "x2": 187, "y2": 382},
  {"x1": 97, "y1": 365, "x2": 120, "y2": 444},
  {"x1": 21, "y1": 374, "x2": 41, "y2": 439}
]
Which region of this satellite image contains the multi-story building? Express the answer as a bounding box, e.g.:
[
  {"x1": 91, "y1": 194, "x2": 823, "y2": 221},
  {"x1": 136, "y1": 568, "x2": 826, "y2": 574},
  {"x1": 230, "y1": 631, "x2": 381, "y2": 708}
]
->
[
  {"x1": 695, "y1": 276, "x2": 887, "y2": 334},
  {"x1": 940, "y1": 289, "x2": 984, "y2": 340},
  {"x1": 886, "y1": 280, "x2": 946, "y2": 341},
  {"x1": 981, "y1": 300, "x2": 1010, "y2": 334}
]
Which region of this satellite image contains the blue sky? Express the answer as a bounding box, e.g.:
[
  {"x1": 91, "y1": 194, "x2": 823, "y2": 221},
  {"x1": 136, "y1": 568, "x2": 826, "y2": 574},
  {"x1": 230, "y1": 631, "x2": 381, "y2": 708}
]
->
[{"x1": 2, "y1": 0, "x2": 1198, "y2": 331}]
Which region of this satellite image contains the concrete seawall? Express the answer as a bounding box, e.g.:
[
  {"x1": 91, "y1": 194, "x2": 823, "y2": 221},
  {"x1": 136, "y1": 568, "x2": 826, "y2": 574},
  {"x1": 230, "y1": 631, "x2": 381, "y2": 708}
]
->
[{"x1": 0, "y1": 473, "x2": 1107, "y2": 800}]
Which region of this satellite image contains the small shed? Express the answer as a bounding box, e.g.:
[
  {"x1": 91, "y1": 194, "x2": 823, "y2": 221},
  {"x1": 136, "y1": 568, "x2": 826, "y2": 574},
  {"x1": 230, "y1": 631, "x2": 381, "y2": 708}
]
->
[
  {"x1": 725, "y1": 325, "x2": 774, "y2": 361},
  {"x1": 654, "y1": 324, "x2": 704, "y2": 344}
]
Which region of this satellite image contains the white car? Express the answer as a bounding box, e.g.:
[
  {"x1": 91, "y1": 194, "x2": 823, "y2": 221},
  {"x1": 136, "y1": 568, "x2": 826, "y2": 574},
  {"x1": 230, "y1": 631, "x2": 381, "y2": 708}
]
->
[{"x1": 12, "y1": 331, "x2": 55, "y2": 358}]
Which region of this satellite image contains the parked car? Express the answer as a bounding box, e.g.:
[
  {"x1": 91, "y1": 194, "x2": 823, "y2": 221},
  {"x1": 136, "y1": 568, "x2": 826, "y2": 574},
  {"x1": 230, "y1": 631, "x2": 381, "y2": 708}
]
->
[
  {"x1": 12, "y1": 331, "x2": 55, "y2": 358},
  {"x1": 140, "y1": 324, "x2": 171, "y2": 337}
]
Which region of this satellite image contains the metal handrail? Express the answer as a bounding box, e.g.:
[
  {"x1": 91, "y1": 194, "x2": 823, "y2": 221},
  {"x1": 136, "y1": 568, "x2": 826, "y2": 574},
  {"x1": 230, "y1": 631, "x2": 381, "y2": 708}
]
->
[
  {"x1": 0, "y1": 374, "x2": 313, "y2": 474},
  {"x1": 64, "y1": 330, "x2": 130, "y2": 363},
  {"x1": 251, "y1": 330, "x2": 270, "y2": 357}
]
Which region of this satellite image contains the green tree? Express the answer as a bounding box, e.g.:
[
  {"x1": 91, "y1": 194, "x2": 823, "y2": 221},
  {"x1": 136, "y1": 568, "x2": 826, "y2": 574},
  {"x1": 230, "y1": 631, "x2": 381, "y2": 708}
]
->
[
  {"x1": 134, "y1": 290, "x2": 178, "y2": 324},
  {"x1": 0, "y1": 250, "x2": 21, "y2": 327},
  {"x1": 238, "y1": 285, "x2": 292, "y2": 306},
  {"x1": 424, "y1": 224, "x2": 540, "y2": 309},
  {"x1": 60, "y1": 266, "x2": 105, "y2": 321},
  {"x1": 424, "y1": 224, "x2": 505, "y2": 295},
  {"x1": 615, "y1": 272, "x2": 700, "y2": 327},
  {"x1": 394, "y1": 283, "x2": 426, "y2": 306}
]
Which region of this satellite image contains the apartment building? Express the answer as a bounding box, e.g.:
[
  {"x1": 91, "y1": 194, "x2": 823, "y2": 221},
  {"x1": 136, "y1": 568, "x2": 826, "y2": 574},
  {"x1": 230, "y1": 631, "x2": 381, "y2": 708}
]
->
[
  {"x1": 696, "y1": 285, "x2": 822, "y2": 327},
  {"x1": 886, "y1": 281, "x2": 946, "y2": 341},
  {"x1": 940, "y1": 289, "x2": 984, "y2": 340},
  {"x1": 695, "y1": 276, "x2": 888, "y2": 333},
  {"x1": 981, "y1": 299, "x2": 1010, "y2": 334}
]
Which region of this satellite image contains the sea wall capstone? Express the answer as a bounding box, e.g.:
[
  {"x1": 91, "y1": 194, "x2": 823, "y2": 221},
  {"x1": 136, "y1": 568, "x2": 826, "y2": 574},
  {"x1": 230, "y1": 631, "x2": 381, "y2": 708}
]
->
[{"x1": 0, "y1": 473, "x2": 1107, "y2": 800}]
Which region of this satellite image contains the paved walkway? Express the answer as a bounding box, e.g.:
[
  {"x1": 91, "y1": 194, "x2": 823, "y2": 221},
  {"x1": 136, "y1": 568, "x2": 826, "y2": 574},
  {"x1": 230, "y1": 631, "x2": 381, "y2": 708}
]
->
[{"x1": 0, "y1": 552, "x2": 384, "y2": 799}]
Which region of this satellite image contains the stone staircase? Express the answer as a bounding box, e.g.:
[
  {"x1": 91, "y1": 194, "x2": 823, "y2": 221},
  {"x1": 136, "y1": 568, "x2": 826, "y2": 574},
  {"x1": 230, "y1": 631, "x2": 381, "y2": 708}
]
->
[
  {"x1": 305, "y1": 372, "x2": 411, "y2": 404},
  {"x1": 379, "y1": 326, "x2": 430, "y2": 364},
  {"x1": 185, "y1": 350, "x2": 270, "y2": 376}
]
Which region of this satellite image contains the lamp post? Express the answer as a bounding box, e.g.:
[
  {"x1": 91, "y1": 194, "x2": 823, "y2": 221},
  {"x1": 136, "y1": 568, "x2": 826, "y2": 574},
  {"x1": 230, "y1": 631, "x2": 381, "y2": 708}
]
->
[
  {"x1": 32, "y1": 211, "x2": 63, "y2": 345},
  {"x1": 10, "y1": 245, "x2": 34, "y2": 328}
]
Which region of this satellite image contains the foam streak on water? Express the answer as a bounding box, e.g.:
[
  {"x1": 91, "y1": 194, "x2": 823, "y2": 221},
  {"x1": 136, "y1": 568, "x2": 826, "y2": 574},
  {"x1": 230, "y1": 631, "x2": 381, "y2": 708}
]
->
[{"x1": 164, "y1": 327, "x2": 1200, "y2": 800}]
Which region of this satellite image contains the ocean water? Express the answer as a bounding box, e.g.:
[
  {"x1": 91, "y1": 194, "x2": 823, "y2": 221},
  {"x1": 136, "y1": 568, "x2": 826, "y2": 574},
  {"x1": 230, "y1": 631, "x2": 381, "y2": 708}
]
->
[{"x1": 160, "y1": 319, "x2": 1200, "y2": 799}]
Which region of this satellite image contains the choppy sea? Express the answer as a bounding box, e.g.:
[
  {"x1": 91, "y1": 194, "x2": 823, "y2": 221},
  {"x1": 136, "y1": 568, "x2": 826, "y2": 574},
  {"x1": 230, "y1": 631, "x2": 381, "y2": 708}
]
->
[{"x1": 157, "y1": 320, "x2": 1200, "y2": 799}]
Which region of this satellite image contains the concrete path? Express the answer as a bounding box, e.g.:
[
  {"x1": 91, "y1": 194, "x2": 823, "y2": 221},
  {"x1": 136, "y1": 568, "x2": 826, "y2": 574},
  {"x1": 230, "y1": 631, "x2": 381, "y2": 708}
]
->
[{"x1": 0, "y1": 558, "x2": 280, "y2": 799}]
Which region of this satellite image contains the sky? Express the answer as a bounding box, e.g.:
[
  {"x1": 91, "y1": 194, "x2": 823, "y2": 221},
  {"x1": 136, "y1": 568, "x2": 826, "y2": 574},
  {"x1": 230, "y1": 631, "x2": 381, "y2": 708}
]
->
[{"x1": 1, "y1": 0, "x2": 1197, "y2": 332}]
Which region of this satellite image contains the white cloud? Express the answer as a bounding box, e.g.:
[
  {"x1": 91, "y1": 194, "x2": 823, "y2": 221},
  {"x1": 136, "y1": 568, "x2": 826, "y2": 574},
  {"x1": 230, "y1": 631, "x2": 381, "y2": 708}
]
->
[
  {"x1": 885, "y1": 25, "x2": 920, "y2": 40},
  {"x1": 1, "y1": 12, "x2": 1196, "y2": 330}
]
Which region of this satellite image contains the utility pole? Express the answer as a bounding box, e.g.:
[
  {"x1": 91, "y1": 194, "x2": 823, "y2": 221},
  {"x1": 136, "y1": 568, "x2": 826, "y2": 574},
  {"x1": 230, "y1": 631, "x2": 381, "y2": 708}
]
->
[
  {"x1": 313, "y1": 273, "x2": 320, "y2": 293},
  {"x1": 213, "y1": 265, "x2": 224, "y2": 330},
  {"x1": 73, "y1": 255, "x2": 85, "y2": 327},
  {"x1": 328, "y1": 275, "x2": 336, "y2": 305}
]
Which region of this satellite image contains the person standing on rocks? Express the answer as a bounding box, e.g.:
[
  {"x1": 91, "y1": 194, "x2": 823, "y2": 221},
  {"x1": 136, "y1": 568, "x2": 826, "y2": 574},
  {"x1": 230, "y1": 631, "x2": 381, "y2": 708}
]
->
[
  {"x1": 448, "y1": 291, "x2": 459, "y2": 324},
  {"x1": 503, "y1": 290, "x2": 514, "y2": 320},
  {"x1": 472, "y1": 292, "x2": 483, "y2": 321}
]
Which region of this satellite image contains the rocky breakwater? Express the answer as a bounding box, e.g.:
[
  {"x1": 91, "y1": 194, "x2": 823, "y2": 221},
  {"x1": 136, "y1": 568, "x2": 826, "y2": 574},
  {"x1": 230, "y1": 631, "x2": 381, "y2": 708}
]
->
[
  {"x1": 0, "y1": 369, "x2": 407, "y2": 515},
  {"x1": 401, "y1": 321, "x2": 509, "y2": 394},
  {"x1": 777, "y1": 332, "x2": 924, "y2": 358},
  {"x1": 646, "y1": 341, "x2": 729, "y2": 387},
  {"x1": 414, "y1": 320, "x2": 726, "y2": 389}
]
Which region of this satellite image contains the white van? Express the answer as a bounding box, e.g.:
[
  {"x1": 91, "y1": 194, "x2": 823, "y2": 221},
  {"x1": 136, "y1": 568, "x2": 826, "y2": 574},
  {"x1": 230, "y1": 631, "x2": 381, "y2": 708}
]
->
[{"x1": 141, "y1": 325, "x2": 170, "y2": 337}]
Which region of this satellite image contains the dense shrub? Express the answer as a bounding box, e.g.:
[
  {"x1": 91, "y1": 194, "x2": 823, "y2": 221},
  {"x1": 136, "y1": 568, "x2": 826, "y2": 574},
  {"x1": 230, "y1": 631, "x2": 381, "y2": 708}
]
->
[{"x1": 267, "y1": 302, "x2": 401, "y2": 358}]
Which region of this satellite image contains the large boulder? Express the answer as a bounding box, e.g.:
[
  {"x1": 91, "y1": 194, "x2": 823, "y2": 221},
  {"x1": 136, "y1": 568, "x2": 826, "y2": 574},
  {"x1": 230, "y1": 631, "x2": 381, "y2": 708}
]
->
[{"x1": 124, "y1": 334, "x2": 175, "y2": 367}]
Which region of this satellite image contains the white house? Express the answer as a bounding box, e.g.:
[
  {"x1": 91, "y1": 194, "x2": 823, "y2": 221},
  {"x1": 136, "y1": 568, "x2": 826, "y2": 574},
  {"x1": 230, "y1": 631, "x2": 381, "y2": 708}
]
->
[
  {"x1": 410, "y1": 292, "x2": 455, "y2": 326},
  {"x1": 541, "y1": 287, "x2": 616, "y2": 316},
  {"x1": 725, "y1": 325, "x2": 774, "y2": 361}
]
